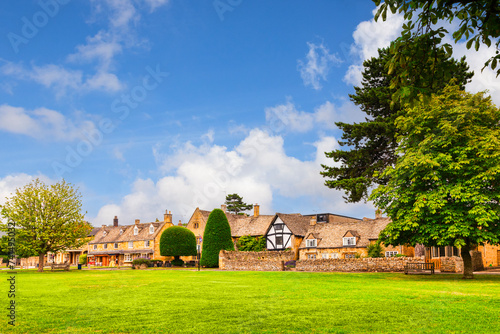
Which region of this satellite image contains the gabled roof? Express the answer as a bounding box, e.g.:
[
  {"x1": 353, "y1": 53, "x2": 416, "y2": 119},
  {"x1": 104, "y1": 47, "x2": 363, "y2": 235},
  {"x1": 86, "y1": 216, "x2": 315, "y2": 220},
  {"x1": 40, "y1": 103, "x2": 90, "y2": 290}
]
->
[
  {"x1": 299, "y1": 217, "x2": 390, "y2": 249},
  {"x1": 90, "y1": 222, "x2": 165, "y2": 244},
  {"x1": 197, "y1": 209, "x2": 274, "y2": 237},
  {"x1": 275, "y1": 213, "x2": 310, "y2": 237}
]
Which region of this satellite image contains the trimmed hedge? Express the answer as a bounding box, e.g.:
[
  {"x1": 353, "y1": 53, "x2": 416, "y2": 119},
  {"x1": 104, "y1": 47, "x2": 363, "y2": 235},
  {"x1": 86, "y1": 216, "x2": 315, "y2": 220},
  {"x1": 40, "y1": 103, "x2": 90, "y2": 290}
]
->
[
  {"x1": 200, "y1": 208, "x2": 234, "y2": 267},
  {"x1": 160, "y1": 226, "x2": 197, "y2": 265},
  {"x1": 132, "y1": 258, "x2": 151, "y2": 267},
  {"x1": 236, "y1": 235, "x2": 266, "y2": 252}
]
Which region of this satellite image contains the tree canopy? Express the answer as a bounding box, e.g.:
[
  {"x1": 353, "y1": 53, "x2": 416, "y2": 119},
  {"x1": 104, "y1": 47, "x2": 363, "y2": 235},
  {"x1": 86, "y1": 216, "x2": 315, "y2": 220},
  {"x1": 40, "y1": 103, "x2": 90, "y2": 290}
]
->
[
  {"x1": 0, "y1": 179, "x2": 91, "y2": 272},
  {"x1": 374, "y1": 0, "x2": 500, "y2": 103},
  {"x1": 200, "y1": 208, "x2": 234, "y2": 267},
  {"x1": 160, "y1": 226, "x2": 197, "y2": 266},
  {"x1": 225, "y1": 193, "x2": 253, "y2": 215},
  {"x1": 370, "y1": 85, "x2": 500, "y2": 279},
  {"x1": 321, "y1": 45, "x2": 472, "y2": 203}
]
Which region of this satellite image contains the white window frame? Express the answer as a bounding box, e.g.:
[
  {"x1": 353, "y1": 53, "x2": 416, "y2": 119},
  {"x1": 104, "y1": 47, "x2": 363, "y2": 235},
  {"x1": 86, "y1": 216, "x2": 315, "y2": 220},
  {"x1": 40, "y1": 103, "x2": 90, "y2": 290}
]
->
[
  {"x1": 385, "y1": 251, "x2": 398, "y2": 257},
  {"x1": 331, "y1": 253, "x2": 339, "y2": 259},
  {"x1": 119, "y1": 229, "x2": 123, "y2": 235},
  {"x1": 322, "y1": 253, "x2": 329, "y2": 259},
  {"x1": 306, "y1": 239, "x2": 317, "y2": 248},
  {"x1": 307, "y1": 254, "x2": 316, "y2": 260},
  {"x1": 345, "y1": 253, "x2": 356, "y2": 259},
  {"x1": 93, "y1": 244, "x2": 97, "y2": 250},
  {"x1": 134, "y1": 226, "x2": 139, "y2": 236},
  {"x1": 149, "y1": 225, "x2": 154, "y2": 234},
  {"x1": 124, "y1": 254, "x2": 132, "y2": 262},
  {"x1": 343, "y1": 237, "x2": 356, "y2": 246},
  {"x1": 128, "y1": 241, "x2": 133, "y2": 249},
  {"x1": 103, "y1": 231, "x2": 107, "y2": 236},
  {"x1": 144, "y1": 240, "x2": 150, "y2": 247}
]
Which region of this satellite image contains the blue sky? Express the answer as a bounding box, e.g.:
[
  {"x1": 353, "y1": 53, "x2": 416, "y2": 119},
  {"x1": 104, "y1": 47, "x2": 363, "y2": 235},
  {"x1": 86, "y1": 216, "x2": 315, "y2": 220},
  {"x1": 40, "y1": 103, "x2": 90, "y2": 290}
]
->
[{"x1": 0, "y1": 0, "x2": 498, "y2": 226}]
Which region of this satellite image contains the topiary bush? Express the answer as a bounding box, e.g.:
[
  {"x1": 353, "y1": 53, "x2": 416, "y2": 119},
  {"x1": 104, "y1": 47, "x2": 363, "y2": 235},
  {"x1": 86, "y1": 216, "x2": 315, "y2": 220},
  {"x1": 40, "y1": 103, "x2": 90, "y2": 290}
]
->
[
  {"x1": 132, "y1": 258, "x2": 151, "y2": 267},
  {"x1": 200, "y1": 208, "x2": 234, "y2": 267},
  {"x1": 160, "y1": 226, "x2": 197, "y2": 266}
]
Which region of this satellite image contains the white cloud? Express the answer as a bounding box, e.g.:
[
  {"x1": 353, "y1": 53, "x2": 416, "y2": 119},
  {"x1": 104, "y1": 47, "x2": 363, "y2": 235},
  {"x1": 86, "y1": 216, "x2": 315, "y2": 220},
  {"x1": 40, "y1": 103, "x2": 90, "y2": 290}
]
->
[
  {"x1": 298, "y1": 42, "x2": 341, "y2": 90},
  {"x1": 265, "y1": 100, "x2": 315, "y2": 133},
  {"x1": 344, "y1": 8, "x2": 404, "y2": 86},
  {"x1": 0, "y1": 104, "x2": 96, "y2": 141},
  {"x1": 0, "y1": 173, "x2": 57, "y2": 207},
  {"x1": 92, "y1": 128, "x2": 374, "y2": 226},
  {"x1": 143, "y1": 0, "x2": 170, "y2": 12}
]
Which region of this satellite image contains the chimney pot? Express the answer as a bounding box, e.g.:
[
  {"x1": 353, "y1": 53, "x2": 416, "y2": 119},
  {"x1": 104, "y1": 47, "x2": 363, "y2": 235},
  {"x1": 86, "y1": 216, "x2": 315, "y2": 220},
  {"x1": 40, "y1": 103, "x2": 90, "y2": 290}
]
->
[
  {"x1": 254, "y1": 204, "x2": 260, "y2": 217},
  {"x1": 135, "y1": 219, "x2": 140, "y2": 225},
  {"x1": 375, "y1": 209, "x2": 382, "y2": 219},
  {"x1": 102, "y1": 224, "x2": 107, "y2": 228},
  {"x1": 221, "y1": 204, "x2": 227, "y2": 213},
  {"x1": 164, "y1": 210, "x2": 172, "y2": 224},
  {"x1": 310, "y1": 217, "x2": 317, "y2": 226}
]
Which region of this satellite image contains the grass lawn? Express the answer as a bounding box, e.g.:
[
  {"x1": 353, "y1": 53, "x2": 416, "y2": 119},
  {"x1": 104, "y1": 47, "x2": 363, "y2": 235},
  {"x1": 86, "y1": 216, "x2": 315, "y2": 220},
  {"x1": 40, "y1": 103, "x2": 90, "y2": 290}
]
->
[{"x1": 2, "y1": 269, "x2": 500, "y2": 333}]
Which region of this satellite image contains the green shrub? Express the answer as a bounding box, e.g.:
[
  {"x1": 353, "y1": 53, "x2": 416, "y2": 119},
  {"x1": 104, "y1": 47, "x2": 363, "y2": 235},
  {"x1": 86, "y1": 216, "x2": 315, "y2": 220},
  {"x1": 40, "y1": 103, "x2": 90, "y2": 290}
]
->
[
  {"x1": 367, "y1": 242, "x2": 384, "y2": 258},
  {"x1": 200, "y1": 208, "x2": 234, "y2": 267},
  {"x1": 395, "y1": 253, "x2": 406, "y2": 257},
  {"x1": 160, "y1": 226, "x2": 197, "y2": 264},
  {"x1": 236, "y1": 235, "x2": 266, "y2": 252},
  {"x1": 132, "y1": 258, "x2": 151, "y2": 267},
  {"x1": 171, "y1": 258, "x2": 184, "y2": 267},
  {"x1": 79, "y1": 254, "x2": 87, "y2": 265}
]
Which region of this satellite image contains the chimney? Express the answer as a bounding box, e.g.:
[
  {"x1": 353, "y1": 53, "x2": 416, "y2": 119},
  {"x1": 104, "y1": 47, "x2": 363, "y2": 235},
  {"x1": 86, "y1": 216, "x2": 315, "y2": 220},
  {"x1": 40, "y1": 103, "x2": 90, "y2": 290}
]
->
[
  {"x1": 164, "y1": 210, "x2": 172, "y2": 223},
  {"x1": 221, "y1": 204, "x2": 227, "y2": 213},
  {"x1": 310, "y1": 216, "x2": 317, "y2": 226},
  {"x1": 113, "y1": 216, "x2": 118, "y2": 227},
  {"x1": 135, "y1": 219, "x2": 140, "y2": 225},
  {"x1": 254, "y1": 204, "x2": 259, "y2": 217},
  {"x1": 178, "y1": 220, "x2": 182, "y2": 226},
  {"x1": 375, "y1": 209, "x2": 382, "y2": 219},
  {"x1": 102, "y1": 224, "x2": 107, "y2": 228}
]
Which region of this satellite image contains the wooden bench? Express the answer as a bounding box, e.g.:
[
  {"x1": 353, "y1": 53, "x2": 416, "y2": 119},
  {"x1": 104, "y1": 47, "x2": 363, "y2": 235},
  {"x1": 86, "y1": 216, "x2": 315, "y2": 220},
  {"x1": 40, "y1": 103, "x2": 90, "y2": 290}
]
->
[
  {"x1": 404, "y1": 262, "x2": 434, "y2": 275},
  {"x1": 50, "y1": 263, "x2": 70, "y2": 271}
]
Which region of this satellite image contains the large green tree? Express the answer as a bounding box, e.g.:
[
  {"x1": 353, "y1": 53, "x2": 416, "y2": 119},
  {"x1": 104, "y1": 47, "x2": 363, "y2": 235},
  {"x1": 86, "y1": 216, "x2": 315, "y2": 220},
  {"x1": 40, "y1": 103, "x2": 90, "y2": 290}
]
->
[
  {"x1": 160, "y1": 226, "x2": 197, "y2": 266},
  {"x1": 374, "y1": 0, "x2": 500, "y2": 103},
  {"x1": 200, "y1": 208, "x2": 234, "y2": 267},
  {"x1": 370, "y1": 85, "x2": 500, "y2": 279},
  {"x1": 225, "y1": 193, "x2": 253, "y2": 215},
  {"x1": 321, "y1": 45, "x2": 472, "y2": 202},
  {"x1": 0, "y1": 179, "x2": 91, "y2": 272}
]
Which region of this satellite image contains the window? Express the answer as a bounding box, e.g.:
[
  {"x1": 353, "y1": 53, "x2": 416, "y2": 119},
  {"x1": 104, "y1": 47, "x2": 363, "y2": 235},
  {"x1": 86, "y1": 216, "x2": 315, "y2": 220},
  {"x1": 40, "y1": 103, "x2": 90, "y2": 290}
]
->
[
  {"x1": 119, "y1": 229, "x2": 123, "y2": 235},
  {"x1": 114, "y1": 243, "x2": 118, "y2": 249},
  {"x1": 345, "y1": 253, "x2": 356, "y2": 259},
  {"x1": 103, "y1": 231, "x2": 107, "y2": 236},
  {"x1": 275, "y1": 224, "x2": 283, "y2": 231},
  {"x1": 317, "y1": 214, "x2": 327, "y2": 223},
  {"x1": 307, "y1": 254, "x2": 316, "y2": 260},
  {"x1": 322, "y1": 253, "x2": 329, "y2": 259},
  {"x1": 103, "y1": 244, "x2": 108, "y2": 249},
  {"x1": 128, "y1": 241, "x2": 133, "y2": 249},
  {"x1": 93, "y1": 244, "x2": 97, "y2": 250},
  {"x1": 306, "y1": 239, "x2": 317, "y2": 248},
  {"x1": 343, "y1": 237, "x2": 356, "y2": 246},
  {"x1": 194, "y1": 223, "x2": 199, "y2": 229},
  {"x1": 149, "y1": 225, "x2": 154, "y2": 234},
  {"x1": 385, "y1": 251, "x2": 398, "y2": 257},
  {"x1": 331, "y1": 253, "x2": 339, "y2": 259},
  {"x1": 144, "y1": 240, "x2": 150, "y2": 247},
  {"x1": 134, "y1": 226, "x2": 139, "y2": 235},
  {"x1": 276, "y1": 236, "x2": 283, "y2": 247},
  {"x1": 124, "y1": 254, "x2": 132, "y2": 262},
  {"x1": 196, "y1": 244, "x2": 201, "y2": 252}
]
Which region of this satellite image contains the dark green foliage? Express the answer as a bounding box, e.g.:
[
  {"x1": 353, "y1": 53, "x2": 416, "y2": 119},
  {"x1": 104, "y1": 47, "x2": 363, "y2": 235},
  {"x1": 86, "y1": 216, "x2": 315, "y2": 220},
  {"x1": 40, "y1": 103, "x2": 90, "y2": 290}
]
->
[
  {"x1": 225, "y1": 193, "x2": 253, "y2": 215},
  {"x1": 236, "y1": 235, "x2": 266, "y2": 252},
  {"x1": 200, "y1": 209, "x2": 234, "y2": 267},
  {"x1": 375, "y1": 0, "x2": 500, "y2": 81},
  {"x1": 171, "y1": 258, "x2": 184, "y2": 267},
  {"x1": 132, "y1": 258, "x2": 151, "y2": 267},
  {"x1": 321, "y1": 45, "x2": 472, "y2": 203},
  {"x1": 160, "y1": 226, "x2": 197, "y2": 263},
  {"x1": 367, "y1": 243, "x2": 384, "y2": 258},
  {"x1": 370, "y1": 85, "x2": 500, "y2": 278}
]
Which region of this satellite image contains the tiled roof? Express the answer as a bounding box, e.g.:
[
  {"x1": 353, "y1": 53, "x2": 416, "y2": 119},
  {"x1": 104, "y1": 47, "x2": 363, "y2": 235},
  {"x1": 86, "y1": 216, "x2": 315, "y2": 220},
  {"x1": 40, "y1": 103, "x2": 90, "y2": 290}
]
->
[
  {"x1": 89, "y1": 222, "x2": 165, "y2": 244},
  {"x1": 299, "y1": 217, "x2": 390, "y2": 249},
  {"x1": 198, "y1": 209, "x2": 274, "y2": 237},
  {"x1": 276, "y1": 213, "x2": 311, "y2": 236}
]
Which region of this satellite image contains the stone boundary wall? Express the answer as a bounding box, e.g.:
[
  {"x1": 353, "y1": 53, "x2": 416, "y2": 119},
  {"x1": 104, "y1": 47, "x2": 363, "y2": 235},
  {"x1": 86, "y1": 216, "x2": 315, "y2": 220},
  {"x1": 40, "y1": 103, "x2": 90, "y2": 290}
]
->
[
  {"x1": 440, "y1": 256, "x2": 464, "y2": 273},
  {"x1": 296, "y1": 257, "x2": 426, "y2": 272},
  {"x1": 219, "y1": 250, "x2": 295, "y2": 271}
]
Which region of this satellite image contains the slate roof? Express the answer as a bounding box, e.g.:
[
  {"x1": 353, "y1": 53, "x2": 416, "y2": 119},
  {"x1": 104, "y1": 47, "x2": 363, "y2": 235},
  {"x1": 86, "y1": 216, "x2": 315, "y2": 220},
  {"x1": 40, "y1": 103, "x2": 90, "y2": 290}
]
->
[
  {"x1": 89, "y1": 222, "x2": 165, "y2": 244},
  {"x1": 299, "y1": 217, "x2": 390, "y2": 249}
]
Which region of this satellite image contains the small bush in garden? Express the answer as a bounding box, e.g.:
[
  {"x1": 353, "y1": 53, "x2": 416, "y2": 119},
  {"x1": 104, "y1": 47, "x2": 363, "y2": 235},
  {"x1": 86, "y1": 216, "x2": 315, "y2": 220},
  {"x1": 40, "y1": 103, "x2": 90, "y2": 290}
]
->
[
  {"x1": 395, "y1": 254, "x2": 406, "y2": 258},
  {"x1": 284, "y1": 260, "x2": 296, "y2": 268},
  {"x1": 200, "y1": 209, "x2": 234, "y2": 268},
  {"x1": 132, "y1": 258, "x2": 151, "y2": 267},
  {"x1": 79, "y1": 254, "x2": 87, "y2": 265},
  {"x1": 171, "y1": 258, "x2": 184, "y2": 267},
  {"x1": 367, "y1": 242, "x2": 384, "y2": 258}
]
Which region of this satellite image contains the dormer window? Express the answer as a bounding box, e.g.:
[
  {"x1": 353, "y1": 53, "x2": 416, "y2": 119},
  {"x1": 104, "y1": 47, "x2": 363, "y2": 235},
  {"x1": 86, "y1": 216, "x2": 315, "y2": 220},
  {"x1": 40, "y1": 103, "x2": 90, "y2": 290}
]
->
[
  {"x1": 103, "y1": 231, "x2": 107, "y2": 236},
  {"x1": 343, "y1": 237, "x2": 356, "y2": 246},
  {"x1": 306, "y1": 239, "x2": 317, "y2": 248},
  {"x1": 149, "y1": 224, "x2": 154, "y2": 234},
  {"x1": 119, "y1": 229, "x2": 123, "y2": 235},
  {"x1": 134, "y1": 226, "x2": 139, "y2": 235}
]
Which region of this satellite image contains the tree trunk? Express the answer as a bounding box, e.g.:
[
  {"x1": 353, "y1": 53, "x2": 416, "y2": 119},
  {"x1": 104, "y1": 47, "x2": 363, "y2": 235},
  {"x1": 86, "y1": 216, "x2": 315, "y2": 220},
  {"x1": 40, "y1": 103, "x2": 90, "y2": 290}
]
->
[
  {"x1": 461, "y1": 245, "x2": 474, "y2": 279},
  {"x1": 38, "y1": 253, "x2": 45, "y2": 273}
]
